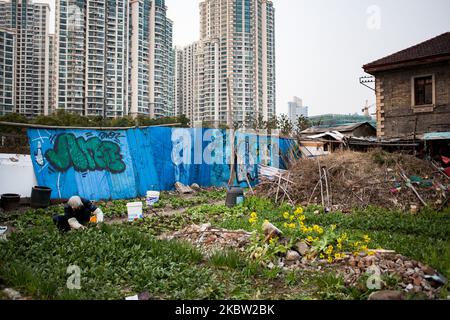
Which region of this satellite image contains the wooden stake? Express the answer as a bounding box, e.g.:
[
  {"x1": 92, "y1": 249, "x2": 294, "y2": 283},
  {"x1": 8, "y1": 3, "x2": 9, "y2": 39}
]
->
[{"x1": 397, "y1": 166, "x2": 427, "y2": 207}]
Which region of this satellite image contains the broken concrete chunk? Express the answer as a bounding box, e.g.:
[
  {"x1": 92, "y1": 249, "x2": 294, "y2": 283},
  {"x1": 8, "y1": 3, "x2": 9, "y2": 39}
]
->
[
  {"x1": 262, "y1": 221, "x2": 282, "y2": 237},
  {"x1": 368, "y1": 290, "x2": 405, "y2": 300},
  {"x1": 191, "y1": 183, "x2": 201, "y2": 191},
  {"x1": 2, "y1": 288, "x2": 22, "y2": 300},
  {"x1": 174, "y1": 182, "x2": 194, "y2": 194},
  {"x1": 295, "y1": 241, "x2": 309, "y2": 256},
  {"x1": 200, "y1": 223, "x2": 212, "y2": 232},
  {"x1": 286, "y1": 250, "x2": 301, "y2": 262}
]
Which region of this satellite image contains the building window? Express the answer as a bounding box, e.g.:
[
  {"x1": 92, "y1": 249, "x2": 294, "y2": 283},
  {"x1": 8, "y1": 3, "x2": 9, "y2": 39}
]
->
[{"x1": 413, "y1": 75, "x2": 434, "y2": 106}]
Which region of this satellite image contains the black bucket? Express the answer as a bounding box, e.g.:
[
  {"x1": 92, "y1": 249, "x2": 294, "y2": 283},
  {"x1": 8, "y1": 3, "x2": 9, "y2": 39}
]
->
[
  {"x1": 30, "y1": 186, "x2": 52, "y2": 209},
  {"x1": 1, "y1": 194, "x2": 21, "y2": 211},
  {"x1": 225, "y1": 187, "x2": 245, "y2": 208}
]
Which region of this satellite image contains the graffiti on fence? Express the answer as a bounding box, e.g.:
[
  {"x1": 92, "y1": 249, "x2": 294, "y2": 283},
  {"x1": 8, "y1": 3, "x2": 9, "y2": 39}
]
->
[
  {"x1": 45, "y1": 133, "x2": 126, "y2": 173},
  {"x1": 28, "y1": 127, "x2": 297, "y2": 200}
]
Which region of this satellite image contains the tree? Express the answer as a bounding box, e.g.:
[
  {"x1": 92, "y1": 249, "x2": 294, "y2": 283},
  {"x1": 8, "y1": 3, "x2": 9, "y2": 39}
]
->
[
  {"x1": 296, "y1": 115, "x2": 311, "y2": 132},
  {"x1": 277, "y1": 114, "x2": 294, "y2": 136}
]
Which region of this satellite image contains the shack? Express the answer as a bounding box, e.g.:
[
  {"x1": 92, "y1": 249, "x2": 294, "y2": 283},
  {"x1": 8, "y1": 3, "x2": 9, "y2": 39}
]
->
[{"x1": 363, "y1": 32, "x2": 450, "y2": 140}]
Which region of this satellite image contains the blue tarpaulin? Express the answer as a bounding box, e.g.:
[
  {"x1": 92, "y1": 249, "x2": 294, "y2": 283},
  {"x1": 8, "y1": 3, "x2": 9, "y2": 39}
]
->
[{"x1": 27, "y1": 127, "x2": 297, "y2": 200}]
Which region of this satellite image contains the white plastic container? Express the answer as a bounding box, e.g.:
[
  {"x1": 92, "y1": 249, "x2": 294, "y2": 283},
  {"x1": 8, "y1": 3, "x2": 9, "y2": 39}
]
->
[
  {"x1": 146, "y1": 191, "x2": 160, "y2": 207},
  {"x1": 127, "y1": 202, "x2": 143, "y2": 222}
]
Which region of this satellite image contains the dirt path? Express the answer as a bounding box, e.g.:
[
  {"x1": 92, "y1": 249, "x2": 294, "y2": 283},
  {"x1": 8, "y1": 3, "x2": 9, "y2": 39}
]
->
[{"x1": 105, "y1": 199, "x2": 225, "y2": 225}]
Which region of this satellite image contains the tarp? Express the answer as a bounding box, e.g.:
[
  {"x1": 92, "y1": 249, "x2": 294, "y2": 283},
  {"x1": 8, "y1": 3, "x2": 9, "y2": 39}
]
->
[
  {"x1": 423, "y1": 132, "x2": 450, "y2": 141},
  {"x1": 306, "y1": 131, "x2": 345, "y2": 141},
  {"x1": 27, "y1": 127, "x2": 296, "y2": 200}
]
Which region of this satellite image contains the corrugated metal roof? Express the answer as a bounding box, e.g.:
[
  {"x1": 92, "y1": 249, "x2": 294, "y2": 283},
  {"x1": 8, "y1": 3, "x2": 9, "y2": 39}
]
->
[
  {"x1": 301, "y1": 122, "x2": 375, "y2": 135},
  {"x1": 423, "y1": 132, "x2": 450, "y2": 141}
]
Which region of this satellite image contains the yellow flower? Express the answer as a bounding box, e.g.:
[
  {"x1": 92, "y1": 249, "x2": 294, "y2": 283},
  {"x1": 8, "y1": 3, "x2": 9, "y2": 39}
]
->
[
  {"x1": 290, "y1": 215, "x2": 295, "y2": 221},
  {"x1": 269, "y1": 237, "x2": 278, "y2": 245},
  {"x1": 320, "y1": 253, "x2": 325, "y2": 259},
  {"x1": 250, "y1": 212, "x2": 257, "y2": 219},
  {"x1": 363, "y1": 235, "x2": 371, "y2": 243},
  {"x1": 283, "y1": 212, "x2": 290, "y2": 219},
  {"x1": 264, "y1": 219, "x2": 269, "y2": 224},
  {"x1": 353, "y1": 252, "x2": 359, "y2": 257},
  {"x1": 353, "y1": 242, "x2": 360, "y2": 247},
  {"x1": 295, "y1": 207, "x2": 304, "y2": 215},
  {"x1": 331, "y1": 224, "x2": 337, "y2": 230},
  {"x1": 289, "y1": 223, "x2": 296, "y2": 229},
  {"x1": 283, "y1": 222, "x2": 289, "y2": 228},
  {"x1": 368, "y1": 251, "x2": 376, "y2": 256},
  {"x1": 337, "y1": 243, "x2": 342, "y2": 250},
  {"x1": 301, "y1": 226, "x2": 308, "y2": 233},
  {"x1": 327, "y1": 257, "x2": 333, "y2": 263},
  {"x1": 360, "y1": 245, "x2": 369, "y2": 252},
  {"x1": 307, "y1": 236, "x2": 314, "y2": 243},
  {"x1": 299, "y1": 215, "x2": 306, "y2": 221},
  {"x1": 248, "y1": 217, "x2": 257, "y2": 224},
  {"x1": 334, "y1": 253, "x2": 343, "y2": 260}
]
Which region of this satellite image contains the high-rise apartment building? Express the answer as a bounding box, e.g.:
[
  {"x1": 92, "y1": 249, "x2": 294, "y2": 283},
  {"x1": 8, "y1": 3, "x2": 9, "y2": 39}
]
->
[
  {"x1": 0, "y1": 0, "x2": 51, "y2": 116},
  {"x1": 0, "y1": 27, "x2": 15, "y2": 115},
  {"x1": 55, "y1": 0, "x2": 130, "y2": 117},
  {"x1": 175, "y1": 42, "x2": 201, "y2": 122},
  {"x1": 288, "y1": 96, "x2": 308, "y2": 124},
  {"x1": 54, "y1": 0, "x2": 174, "y2": 118},
  {"x1": 129, "y1": 0, "x2": 174, "y2": 118},
  {"x1": 179, "y1": 0, "x2": 275, "y2": 127},
  {"x1": 48, "y1": 33, "x2": 56, "y2": 114}
]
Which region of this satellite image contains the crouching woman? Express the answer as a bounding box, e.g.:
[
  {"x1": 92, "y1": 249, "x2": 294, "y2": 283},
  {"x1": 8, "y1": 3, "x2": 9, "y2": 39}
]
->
[{"x1": 53, "y1": 196, "x2": 104, "y2": 232}]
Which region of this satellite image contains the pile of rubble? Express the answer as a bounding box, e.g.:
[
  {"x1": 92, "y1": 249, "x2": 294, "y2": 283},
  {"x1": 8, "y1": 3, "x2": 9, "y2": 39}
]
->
[
  {"x1": 256, "y1": 150, "x2": 449, "y2": 211},
  {"x1": 158, "y1": 224, "x2": 252, "y2": 253},
  {"x1": 160, "y1": 222, "x2": 447, "y2": 299},
  {"x1": 270, "y1": 249, "x2": 447, "y2": 299},
  {"x1": 338, "y1": 252, "x2": 447, "y2": 299}
]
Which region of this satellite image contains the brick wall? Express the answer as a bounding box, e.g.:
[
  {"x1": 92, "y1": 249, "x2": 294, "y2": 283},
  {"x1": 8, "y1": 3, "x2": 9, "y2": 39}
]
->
[{"x1": 375, "y1": 61, "x2": 450, "y2": 139}]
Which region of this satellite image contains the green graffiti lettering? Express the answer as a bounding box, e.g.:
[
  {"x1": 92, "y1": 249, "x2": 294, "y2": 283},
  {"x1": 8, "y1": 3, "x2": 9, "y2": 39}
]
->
[
  {"x1": 77, "y1": 136, "x2": 101, "y2": 171},
  {"x1": 45, "y1": 133, "x2": 126, "y2": 174},
  {"x1": 45, "y1": 134, "x2": 72, "y2": 171}
]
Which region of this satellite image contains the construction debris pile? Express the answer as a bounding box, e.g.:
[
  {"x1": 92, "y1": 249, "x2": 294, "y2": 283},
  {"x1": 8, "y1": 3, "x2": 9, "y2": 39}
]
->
[
  {"x1": 280, "y1": 248, "x2": 446, "y2": 300},
  {"x1": 338, "y1": 252, "x2": 447, "y2": 299},
  {"x1": 159, "y1": 222, "x2": 447, "y2": 299},
  {"x1": 256, "y1": 150, "x2": 449, "y2": 211},
  {"x1": 158, "y1": 224, "x2": 252, "y2": 253}
]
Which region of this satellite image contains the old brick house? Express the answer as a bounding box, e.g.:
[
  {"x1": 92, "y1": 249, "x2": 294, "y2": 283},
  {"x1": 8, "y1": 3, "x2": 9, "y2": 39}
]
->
[{"x1": 363, "y1": 32, "x2": 450, "y2": 139}]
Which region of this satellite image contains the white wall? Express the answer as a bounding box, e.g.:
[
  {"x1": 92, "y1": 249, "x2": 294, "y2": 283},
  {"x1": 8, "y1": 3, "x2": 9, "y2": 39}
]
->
[{"x1": 0, "y1": 154, "x2": 38, "y2": 197}]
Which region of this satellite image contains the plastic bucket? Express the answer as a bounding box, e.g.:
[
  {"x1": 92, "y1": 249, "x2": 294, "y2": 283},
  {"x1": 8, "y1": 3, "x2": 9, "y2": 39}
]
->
[
  {"x1": 146, "y1": 191, "x2": 160, "y2": 207},
  {"x1": 1, "y1": 194, "x2": 21, "y2": 211},
  {"x1": 127, "y1": 202, "x2": 143, "y2": 222},
  {"x1": 30, "y1": 186, "x2": 52, "y2": 208},
  {"x1": 225, "y1": 187, "x2": 244, "y2": 208}
]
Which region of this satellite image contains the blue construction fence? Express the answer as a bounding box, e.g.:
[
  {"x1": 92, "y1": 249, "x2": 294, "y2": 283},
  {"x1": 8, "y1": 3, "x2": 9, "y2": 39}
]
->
[{"x1": 27, "y1": 127, "x2": 297, "y2": 201}]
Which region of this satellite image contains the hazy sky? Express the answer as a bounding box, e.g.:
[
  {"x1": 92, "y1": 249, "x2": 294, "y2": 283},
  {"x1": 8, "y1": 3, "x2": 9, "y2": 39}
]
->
[{"x1": 36, "y1": 0, "x2": 450, "y2": 117}]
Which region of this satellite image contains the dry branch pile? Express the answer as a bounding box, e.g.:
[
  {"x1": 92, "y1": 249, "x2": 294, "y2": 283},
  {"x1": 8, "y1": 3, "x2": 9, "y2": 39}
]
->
[{"x1": 256, "y1": 150, "x2": 449, "y2": 211}]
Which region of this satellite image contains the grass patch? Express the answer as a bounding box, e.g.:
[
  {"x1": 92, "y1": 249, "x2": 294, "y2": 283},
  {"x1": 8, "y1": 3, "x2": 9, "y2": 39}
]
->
[
  {"x1": 209, "y1": 250, "x2": 247, "y2": 269},
  {"x1": 1, "y1": 194, "x2": 449, "y2": 300}
]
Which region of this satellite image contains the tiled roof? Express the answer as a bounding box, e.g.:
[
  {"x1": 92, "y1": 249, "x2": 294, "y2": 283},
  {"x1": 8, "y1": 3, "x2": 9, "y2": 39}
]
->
[{"x1": 364, "y1": 32, "x2": 450, "y2": 72}]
